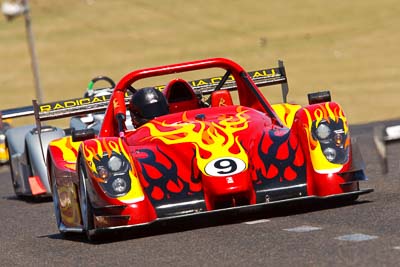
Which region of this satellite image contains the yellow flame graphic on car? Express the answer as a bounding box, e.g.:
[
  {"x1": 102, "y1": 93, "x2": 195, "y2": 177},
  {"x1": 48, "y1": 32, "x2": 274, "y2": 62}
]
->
[
  {"x1": 304, "y1": 102, "x2": 349, "y2": 173},
  {"x1": 272, "y1": 103, "x2": 302, "y2": 128},
  {"x1": 50, "y1": 137, "x2": 81, "y2": 170},
  {"x1": 311, "y1": 102, "x2": 348, "y2": 133},
  {"x1": 143, "y1": 107, "x2": 250, "y2": 176},
  {"x1": 83, "y1": 139, "x2": 126, "y2": 175}
]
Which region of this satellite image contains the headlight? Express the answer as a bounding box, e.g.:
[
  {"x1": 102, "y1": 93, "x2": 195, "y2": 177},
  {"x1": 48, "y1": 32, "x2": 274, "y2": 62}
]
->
[
  {"x1": 323, "y1": 147, "x2": 337, "y2": 162},
  {"x1": 111, "y1": 177, "x2": 128, "y2": 194},
  {"x1": 108, "y1": 156, "x2": 123, "y2": 172},
  {"x1": 102, "y1": 176, "x2": 131, "y2": 197},
  {"x1": 311, "y1": 118, "x2": 349, "y2": 165},
  {"x1": 316, "y1": 123, "x2": 331, "y2": 140},
  {"x1": 92, "y1": 152, "x2": 132, "y2": 198}
]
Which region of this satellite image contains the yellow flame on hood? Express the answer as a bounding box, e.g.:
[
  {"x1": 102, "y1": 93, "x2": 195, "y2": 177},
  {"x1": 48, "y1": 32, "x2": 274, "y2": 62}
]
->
[
  {"x1": 272, "y1": 103, "x2": 302, "y2": 128},
  {"x1": 143, "y1": 107, "x2": 250, "y2": 176}
]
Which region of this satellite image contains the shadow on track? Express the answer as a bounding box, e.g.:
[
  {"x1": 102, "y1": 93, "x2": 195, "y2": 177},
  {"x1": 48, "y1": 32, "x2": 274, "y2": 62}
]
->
[{"x1": 2, "y1": 194, "x2": 52, "y2": 203}]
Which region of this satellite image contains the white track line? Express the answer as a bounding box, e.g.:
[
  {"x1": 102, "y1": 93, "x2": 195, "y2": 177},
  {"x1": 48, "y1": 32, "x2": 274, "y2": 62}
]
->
[
  {"x1": 283, "y1": 225, "x2": 322, "y2": 232},
  {"x1": 244, "y1": 219, "x2": 271, "y2": 225},
  {"x1": 335, "y1": 233, "x2": 378, "y2": 242}
]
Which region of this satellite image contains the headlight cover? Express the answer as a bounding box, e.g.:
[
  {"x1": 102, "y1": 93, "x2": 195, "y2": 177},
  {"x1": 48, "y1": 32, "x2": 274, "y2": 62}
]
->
[
  {"x1": 102, "y1": 176, "x2": 131, "y2": 198},
  {"x1": 112, "y1": 177, "x2": 128, "y2": 194},
  {"x1": 316, "y1": 123, "x2": 331, "y2": 140},
  {"x1": 108, "y1": 155, "x2": 123, "y2": 172},
  {"x1": 92, "y1": 152, "x2": 132, "y2": 198},
  {"x1": 323, "y1": 147, "x2": 337, "y2": 162},
  {"x1": 312, "y1": 119, "x2": 349, "y2": 164}
]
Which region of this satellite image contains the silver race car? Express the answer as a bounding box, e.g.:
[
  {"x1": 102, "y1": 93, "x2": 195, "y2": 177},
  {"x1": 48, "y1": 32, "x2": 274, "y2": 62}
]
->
[
  {"x1": 1, "y1": 76, "x2": 115, "y2": 199},
  {"x1": 374, "y1": 123, "x2": 400, "y2": 173}
]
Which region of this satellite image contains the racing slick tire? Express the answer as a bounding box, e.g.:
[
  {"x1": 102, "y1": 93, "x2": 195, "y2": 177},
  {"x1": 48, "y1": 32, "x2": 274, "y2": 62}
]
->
[
  {"x1": 6, "y1": 139, "x2": 20, "y2": 197},
  {"x1": 50, "y1": 164, "x2": 63, "y2": 233},
  {"x1": 78, "y1": 157, "x2": 96, "y2": 241},
  {"x1": 342, "y1": 194, "x2": 359, "y2": 203}
]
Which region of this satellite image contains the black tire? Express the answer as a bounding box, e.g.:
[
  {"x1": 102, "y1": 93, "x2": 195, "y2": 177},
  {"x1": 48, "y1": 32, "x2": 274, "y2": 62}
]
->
[
  {"x1": 343, "y1": 194, "x2": 359, "y2": 203},
  {"x1": 6, "y1": 139, "x2": 20, "y2": 197},
  {"x1": 50, "y1": 163, "x2": 63, "y2": 232},
  {"x1": 78, "y1": 157, "x2": 96, "y2": 241}
]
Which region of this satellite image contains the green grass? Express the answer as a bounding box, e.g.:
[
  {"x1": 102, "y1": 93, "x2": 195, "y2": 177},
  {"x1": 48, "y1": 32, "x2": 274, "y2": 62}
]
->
[{"x1": 1, "y1": 0, "x2": 399, "y2": 125}]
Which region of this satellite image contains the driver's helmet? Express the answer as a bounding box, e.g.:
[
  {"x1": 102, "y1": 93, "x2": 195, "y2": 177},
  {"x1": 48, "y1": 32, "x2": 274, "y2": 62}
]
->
[
  {"x1": 79, "y1": 85, "x2": 113, "y2": 125},
  {"x1": 70, "y1": 76, "x2": 115, "y2": 131},
  {"x1": 129, "y1": 87, "x2": 169, "y2": 127}
]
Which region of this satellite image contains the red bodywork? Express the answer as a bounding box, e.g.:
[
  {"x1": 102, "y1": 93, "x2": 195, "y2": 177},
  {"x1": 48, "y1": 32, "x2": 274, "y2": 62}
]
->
[{"x1": 46, "y1": 58, "x2": 371, "y2": 236}]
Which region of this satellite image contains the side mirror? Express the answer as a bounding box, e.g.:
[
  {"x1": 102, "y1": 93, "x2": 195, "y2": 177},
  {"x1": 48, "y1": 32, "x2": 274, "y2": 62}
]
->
[
  {"x1": 72, "y1": 128, "x2": 95, "y2": 142},
  {"x1": 308, "y1": 91, "x2": 331, "y2": 105}
]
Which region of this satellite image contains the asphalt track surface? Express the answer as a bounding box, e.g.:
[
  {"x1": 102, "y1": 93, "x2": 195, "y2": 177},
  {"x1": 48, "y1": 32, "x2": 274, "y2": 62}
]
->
[{"x1": 1, "y1": 121, "x2": 399, "y2": 266}]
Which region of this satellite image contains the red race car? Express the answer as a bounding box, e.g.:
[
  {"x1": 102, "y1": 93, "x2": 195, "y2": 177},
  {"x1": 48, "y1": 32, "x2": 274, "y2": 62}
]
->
[{"x1": 34, "y1": 58, "x2": 372, "y2": 240}]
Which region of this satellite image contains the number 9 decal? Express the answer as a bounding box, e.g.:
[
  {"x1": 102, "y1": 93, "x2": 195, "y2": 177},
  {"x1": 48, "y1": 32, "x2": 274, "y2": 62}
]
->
[{"x1": 204, "y1": 157, "x2": 246, "y2": 177}]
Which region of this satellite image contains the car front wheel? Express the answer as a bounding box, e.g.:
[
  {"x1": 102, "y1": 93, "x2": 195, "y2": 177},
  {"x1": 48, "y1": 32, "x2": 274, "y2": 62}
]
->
[{"x1": 78, "y1": 157, "x2": 96, "y2": 241}]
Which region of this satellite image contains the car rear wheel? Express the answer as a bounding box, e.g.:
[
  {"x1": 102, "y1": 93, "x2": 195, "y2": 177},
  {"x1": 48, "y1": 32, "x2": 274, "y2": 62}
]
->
[{"x1": 78, "y1": 157, "x2": 96, "y2": 241}]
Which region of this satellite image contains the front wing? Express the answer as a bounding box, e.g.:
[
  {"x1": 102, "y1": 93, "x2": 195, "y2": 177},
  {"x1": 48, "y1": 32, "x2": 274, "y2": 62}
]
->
[{"x1": 89, "y1": 189, "x2": 372, "y2": 237}]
